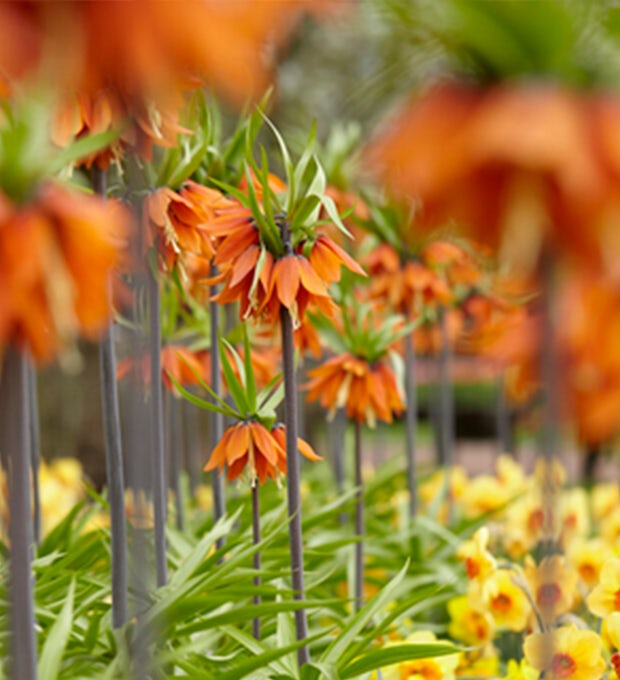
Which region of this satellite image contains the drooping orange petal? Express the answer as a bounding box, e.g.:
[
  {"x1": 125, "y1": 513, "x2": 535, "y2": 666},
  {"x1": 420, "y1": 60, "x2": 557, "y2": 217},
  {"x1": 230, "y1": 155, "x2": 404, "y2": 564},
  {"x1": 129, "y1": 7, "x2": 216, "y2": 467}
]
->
[
  {"x1": 275, "y1": 255, "x2": 301, "y2": 309},
  {"x1": 297, "y1": 437, "x2": 322, "y2": 462}
]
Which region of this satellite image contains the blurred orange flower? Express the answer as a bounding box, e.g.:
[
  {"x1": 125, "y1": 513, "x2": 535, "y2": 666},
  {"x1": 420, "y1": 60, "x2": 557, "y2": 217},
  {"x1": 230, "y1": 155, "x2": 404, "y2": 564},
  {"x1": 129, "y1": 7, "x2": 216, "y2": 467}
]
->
[
  {"x1": 117, "y1": 344, "x2": 204, "y2": 394},
  {"x1": 0, "y1": 183, "x2": 127, "y2": 362},
  {"x1": 367, "y1": 82, "x2": 620, "y2": 268}
]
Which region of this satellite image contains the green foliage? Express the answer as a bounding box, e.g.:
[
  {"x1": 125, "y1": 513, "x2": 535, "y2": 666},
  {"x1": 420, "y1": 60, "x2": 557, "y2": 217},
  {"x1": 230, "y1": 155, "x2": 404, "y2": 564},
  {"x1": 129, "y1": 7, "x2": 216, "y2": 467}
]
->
[{"x1": 0, "y1": 451, "x2": 467, "y2": 678}]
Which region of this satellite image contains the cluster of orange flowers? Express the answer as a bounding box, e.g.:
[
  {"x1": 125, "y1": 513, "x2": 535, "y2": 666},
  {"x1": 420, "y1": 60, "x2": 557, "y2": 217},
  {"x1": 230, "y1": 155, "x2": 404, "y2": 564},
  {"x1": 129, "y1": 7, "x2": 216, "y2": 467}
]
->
[
  {"x1": 0, "y1": 183, "x2": 126, "y2": 362},
  {"x1": 2, "y1": 1, "x2": 343, "y2": 166}
]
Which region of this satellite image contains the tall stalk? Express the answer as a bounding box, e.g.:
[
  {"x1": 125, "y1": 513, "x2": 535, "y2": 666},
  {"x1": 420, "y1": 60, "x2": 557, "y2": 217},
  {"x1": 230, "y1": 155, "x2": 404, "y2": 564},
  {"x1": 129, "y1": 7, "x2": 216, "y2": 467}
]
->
[
  {"x1": 280, "y1": 304, "x2": 309, "y2": 665},
  {"x1": 27, "y1": 359, "x2": 41, "y2": 545},
  {"x1": 209, "y1": 263, "x2": 226, "y2": 549},
  {"x1": 1, "y1": 347, "x2": 37, "y2": 680},
  {"x1": 438, "y1": 306, "x2": 454, "y2": 469},
  {"x1": 92, "y1": 166, "x2": 127, "y2": 627},
  {"x1": 404, "y1": 332, "x2": 418, "y2": 519},
  {"x1": 438, "y1": 306, "x2": 454, "y2": 521},
  {"x1": 148, "y1": 266, "x2": 168, "y2": 587},
  {"x1": 538, "y1": 253, "x2": 560, "y2": 552},
  {"x1": 252, "y1": 483, "x2": 261, "y2": 640},
  {"x1": 353, "y1": 419, "x2": 364, "y2": 612},
  {"x1": 330, "y1": 409, "x2": 348, "y2": 524},
  {"x1": 167, "y1": 392, "x2": 184, "y2": 531}
]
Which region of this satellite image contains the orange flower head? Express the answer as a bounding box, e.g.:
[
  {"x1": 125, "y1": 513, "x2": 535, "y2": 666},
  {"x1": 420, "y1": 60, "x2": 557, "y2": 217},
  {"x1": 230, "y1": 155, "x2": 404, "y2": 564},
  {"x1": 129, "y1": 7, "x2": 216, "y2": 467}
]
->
[
  {"x1": 366, "y1": 82, "x2": 620, "y2": 268},
  {"x1": 0, "y1": 183, "x2": 127, "y2": 362},
  {"x1": 305, "y1": 352, "x2": 404, "y2": 427},
  {"x1": 204, "y1": 420, "x2": 320, "y2": 486}
]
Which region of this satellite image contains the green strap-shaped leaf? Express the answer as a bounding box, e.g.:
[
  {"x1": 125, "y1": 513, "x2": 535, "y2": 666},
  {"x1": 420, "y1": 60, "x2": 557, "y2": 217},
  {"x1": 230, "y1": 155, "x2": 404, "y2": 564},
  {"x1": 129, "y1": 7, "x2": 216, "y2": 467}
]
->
[
  {"x1": 340, "y1": 642, "x2": 460, "y2": 679},
  {"x1": 38, "y1": 578, "x2": 75, "y2": 680}
]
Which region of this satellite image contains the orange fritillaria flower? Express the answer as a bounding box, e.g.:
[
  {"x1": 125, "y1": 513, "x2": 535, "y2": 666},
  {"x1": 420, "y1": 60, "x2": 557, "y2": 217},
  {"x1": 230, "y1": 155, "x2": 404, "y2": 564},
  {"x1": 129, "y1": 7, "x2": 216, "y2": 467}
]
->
[
  {"x1": 2, "y1": 2, "x2": 346, "y2": 165},
  {"x1": 117, "y1": 344, "x2": 204, "y2": 394},
  {"x1": 212, "y1": 230, "x2": 365, "y2": 326},
  {"x1": 366, "y1": 81, "x2": 620, "y2": 267},
  {"x1": 363, "y1": 243, "x2": 452, "y2": 313},
  {"x1": 204, "y1": 420, "x2": 320, "y2": 485},
  {"x1": 0, "y1": 183, "x2": 127, "y2": 362},
  {"x1": 305, "y1": 352, "x2": 404, "y2": 426},
  {"x1": 144, "y1": 181, "x2": 249, "y2": 281}
]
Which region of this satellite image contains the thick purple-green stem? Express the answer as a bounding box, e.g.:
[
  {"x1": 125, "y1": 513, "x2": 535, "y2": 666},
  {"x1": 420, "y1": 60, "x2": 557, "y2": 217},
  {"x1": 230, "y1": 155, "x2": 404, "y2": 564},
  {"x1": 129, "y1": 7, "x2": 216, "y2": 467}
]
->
[
  {"x1": 27, "y1": 359, "x2": 41, "y2": 545},
  {"x1": 404, "y1": 333, "x2": 418, "y2": 519},
  {"x1": 1, "y1": 347, "x2": 37, "y2": 680},
  {"x1": 148, "y1": 267, "x2": 168, "y2": 587},
  {"x1": 538, "y1": 253, "x2": 560, "y2": 552},
  {"x1": 280, "y1": 304, "x2": 309, "y2": 667},
  {"x1": 166, "y1": 392, "x2": 184, "y2": 531},
  {"x1": 353, "y1": 419, "x2": 364, "y2": 612},
  {"x1": 209, "y1": 263, "x2": 226, "y2": 549},
  {"x1": 252, "y1": 483, "x2": 261, "y2": 640},
  {"x1": 438, "y1": 306, "x2": 454, "y2": 469},
  {"x1": 92, "y1": 166, "x2": 128, "y2": 627}
]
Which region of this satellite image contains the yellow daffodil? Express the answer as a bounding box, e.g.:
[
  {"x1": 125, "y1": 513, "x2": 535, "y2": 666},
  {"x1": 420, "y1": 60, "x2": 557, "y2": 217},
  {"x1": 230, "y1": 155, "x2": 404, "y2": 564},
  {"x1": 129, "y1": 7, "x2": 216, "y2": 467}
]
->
[
  {"x1": 523, "y1": 625, "x2": 606, "y2": 680},
  {"x1": 474, "y1": 568, "x2": 530, "y2": 632},
  {"x1": 587, "y1": 558, "x2": 620, "y2": 618},
  {"x1": 461, "y1": 475, "x2": 512, "y2": 518},
  {"x1": 591, "y1": 483, "x2": 620, "y2": 522},
  {"x1": 524, "y1": 555, "x2": 578, "y2": 624},
  {"x1": 447, "y1": 596, "x2": 495, "y2": 646},
  {"x1": 373, "y1": 631, "x2": 460, "y2": 680},
  {"x1": 457, "y1": 527, "x2": 497, "y2": 582},
  {"x1": 567, "y1": 538, "x2": 616, "y2": 588}
]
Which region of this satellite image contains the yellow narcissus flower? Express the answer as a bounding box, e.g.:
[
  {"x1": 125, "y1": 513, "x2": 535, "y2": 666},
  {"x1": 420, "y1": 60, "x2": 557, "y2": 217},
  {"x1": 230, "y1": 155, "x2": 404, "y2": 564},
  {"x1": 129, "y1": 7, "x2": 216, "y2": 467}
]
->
[
  {"x1": 587, "y1": 558, "x2": 620, "y2": 618},
  {"x1": 500, "y1": 489, "x2": 549, "y2": 557},
  {"x1": 39, "y1": 458, "x2": 86, "y2": 535},
  {"x1": 461, "y1": 474, "x2": 512, "y2": 518},
  {"x1": 503, "y1": 658, "x2": 540, "y2": 680},
  {"x1": 419, "y1": 466, "x2": 468, "y2": 509},
  {"x1": 524, "y1": 555, "x2": 578, "y2": 624},
  {"x1": 534, "y1": 457, "x2": 567, "y2": 489},
  {"x1": 567, "y1": 537, "x2": 616, "y2": 588},
  {"x1": 373, "y1": 631, "x2": 460, "y2": 680},
  {"x1": 591, "y1": 483, "x2": 620, "y2": 521},
  {"x1": 495, "y1": 454, "x2": 528, "y2": 496},
  {"x1": 474, "y1": 568, "x2": 530, "y2": 632},
  {"x1": 447, "y1": 596, "x2": 495, "y2": 646},
  {"x1": 559, "y1": 487, "x2": 590, "y2": 544},
  {"x1": 456, "y1": 648, "x2": 499, "y2": 678},
  {"x1": 602, "y1": 611, "x2": 620, "y2": 650},
  {"x1": 601, "y1": 506, "x2": 620, "y2": 546},
  {"x1": 456, "y1": 527, "x2": 497, "y2": 582},
  {"x1": 523, "y1": 625, "x2": 606, "y2": 680}
]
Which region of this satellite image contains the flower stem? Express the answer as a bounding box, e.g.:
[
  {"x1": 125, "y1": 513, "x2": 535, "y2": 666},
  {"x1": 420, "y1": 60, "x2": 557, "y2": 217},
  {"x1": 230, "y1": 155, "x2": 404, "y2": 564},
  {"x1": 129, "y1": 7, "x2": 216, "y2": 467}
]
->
[
  {"x1": 280, "y1": 304, "x2": 309, "y2": 667},
  {"x1": 92, "y1": 166, "x2": 127, "y2": 627},
  {"x1": 27, "y1": 359, "x2": 41, "y2": 545},
  {"x1": 166, "y1": 392, "x2": 184, "y2": 531},
  {"x1": 252, "y1": 483, "x2": 261, "y2": 640},
  {"x1": 209, "y1": 263, "x2": 226, "y2": 550},
  {"x1": 1, "y1": 347, "x2": 37, "y2": 680},
  {"x1": 148, "y1": 265, "x2": 168, "y2": 587},
  {"x1": 404, "y1": 332, "x2": 418, "y2": 520},
  {"x1": 353, "y1": 419, "x2": 364, "y2": 612},
  {"x1": 331, "y1": 409, "x2": 348, "y2": 524},
  {"x1": 438, "y1": 306, "x2": 454, "y2": 521}
]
